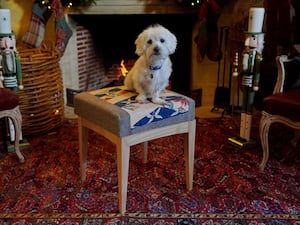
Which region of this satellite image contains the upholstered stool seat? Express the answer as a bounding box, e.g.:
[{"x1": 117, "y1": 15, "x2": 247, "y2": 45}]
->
[
  {"x1": 74, "y1": 86, "x2": 196, "y2": 214},
  {"x1": 0, "y1": 88, "x2": 24, "y2": 162}
]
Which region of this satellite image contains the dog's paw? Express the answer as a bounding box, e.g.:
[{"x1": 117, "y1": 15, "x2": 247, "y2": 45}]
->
[
  {"x1": 136, "y1": 94, "x2": 148, "y2": 104},
  {"x1": 152, "y1": 97, "x2": 168, "y2": 105}
]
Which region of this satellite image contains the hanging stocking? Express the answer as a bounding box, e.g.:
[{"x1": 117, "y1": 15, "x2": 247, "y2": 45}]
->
[
  {"x1": 194, "y1": 19, "x2": 208, "y2": 63},
  {"x1": 197, "y1": 0, "x2": 209, "y2": 21},
  {"x1": 206, "y1": 0, "x2": 223, "y2": 62},
  {"x1": 195, "y1": 0, "x2": 223, "y2": 62},
  {"x1": 51, "y1": 0, "x2": 73, "y2": 55},
  {"x1": 206, "y1": 22, "x2": 222, "y2": 61},
  {"x1": 194, "y1": 1, "x2": 209, "y2": 63},
  {"x1": 22, "y1": 2, "x2": 51, "y2": 48}
]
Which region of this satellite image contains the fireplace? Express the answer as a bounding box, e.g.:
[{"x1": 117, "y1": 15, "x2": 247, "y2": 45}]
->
[{"x1": 60, "y1": 2, "x2": 198, "y2": 105}]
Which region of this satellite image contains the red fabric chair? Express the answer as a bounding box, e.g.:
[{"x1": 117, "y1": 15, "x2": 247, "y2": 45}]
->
[
  {"x1": 259, "y1": 55, "x2": 300, "y2": 170},
  {"x1": 0, "y1": 88, "x2": 25, "y2": 162}
]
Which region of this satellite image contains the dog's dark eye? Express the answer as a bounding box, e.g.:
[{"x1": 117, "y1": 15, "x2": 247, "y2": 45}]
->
[
  {"x1": 160, "y1": 39, "x2": 165, "y2": 43},
  {"x1": 147, "y1": 39, "x2": 152, "y2": 45}
]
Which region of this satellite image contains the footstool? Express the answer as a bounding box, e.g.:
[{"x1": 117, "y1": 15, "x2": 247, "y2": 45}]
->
[{"x1": 74, "y1": 86, "x2": 196, "y2": 214}]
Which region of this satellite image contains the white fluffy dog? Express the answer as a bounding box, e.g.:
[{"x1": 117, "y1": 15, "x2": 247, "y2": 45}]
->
[{"x1": 124, "y1": 24, "x2": 177, "y2": 104}]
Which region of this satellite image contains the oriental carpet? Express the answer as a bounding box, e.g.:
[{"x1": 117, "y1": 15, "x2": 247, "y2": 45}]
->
[{"x1": 0, "y1": 115, "x2": 299, "y2": 224}]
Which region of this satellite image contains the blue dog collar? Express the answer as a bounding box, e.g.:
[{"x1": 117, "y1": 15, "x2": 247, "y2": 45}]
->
[{"x1": 149, "y1": 64, "x2": 163, "y2": 70}]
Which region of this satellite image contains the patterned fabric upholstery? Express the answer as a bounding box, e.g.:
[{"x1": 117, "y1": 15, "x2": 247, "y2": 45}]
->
[
  {"x1": 88, "y1": 86, "x2": 190, "y2": 129},
  {"x1": 74, "y1": 86, "x2": 195, "y2": 137}
]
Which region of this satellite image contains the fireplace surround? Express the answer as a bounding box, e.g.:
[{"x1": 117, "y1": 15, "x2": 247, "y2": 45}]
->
[{"x1": 60, "y1": 1, "x2": 198, "y2": 104}]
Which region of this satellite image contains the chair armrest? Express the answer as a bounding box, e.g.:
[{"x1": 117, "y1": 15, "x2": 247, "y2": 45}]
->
[{"x1": 274, "y1": 55, "x2": 293, "y2": 94}]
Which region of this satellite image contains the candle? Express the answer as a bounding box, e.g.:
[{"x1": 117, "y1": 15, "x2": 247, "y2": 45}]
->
[
  {"x1": 248, "y1": 8, "x2": 265, "y2": 33},
  {"x1": 0, "y1": 9, "x2": 12, "y2": 34}
]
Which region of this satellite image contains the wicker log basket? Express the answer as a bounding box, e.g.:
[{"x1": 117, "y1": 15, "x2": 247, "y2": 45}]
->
[{"x1": 18, "y1": 41, "x2": 64, "y2": 136}]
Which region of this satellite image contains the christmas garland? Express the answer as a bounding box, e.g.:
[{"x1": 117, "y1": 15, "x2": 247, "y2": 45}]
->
[
  {"x1": 36, "y1": 0, "x2": 95, "y2": 8},
  {"x1": 175, "y1": 0, "x2": 202, "y2": 7},
  {"x1": 23, "y1": 0, "x2": 203, "y2": 55},
  {"x1": 36, "y1": 0, "x2": 202, "y2": 8}
]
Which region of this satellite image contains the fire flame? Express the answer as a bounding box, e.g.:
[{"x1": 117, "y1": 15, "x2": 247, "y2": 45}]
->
[{"x1": 120, "y1": 60, "x2": 128, "y2": 76}]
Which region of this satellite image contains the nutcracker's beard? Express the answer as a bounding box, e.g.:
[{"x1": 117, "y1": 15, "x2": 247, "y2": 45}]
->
[{"x1": 4, "y1": 51, "x2": 16, "y2": 73}]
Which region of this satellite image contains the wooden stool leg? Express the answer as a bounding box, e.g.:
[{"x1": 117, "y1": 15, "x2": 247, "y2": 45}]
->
[
  {"x1": 142, "y1": 141, "x2": 148, "y2": 164},
  {"x1": 116, "y1": 138, "x2": 130, "y2": 215},
  {"x1": 78, "y1": 117, "x2": 88, "y2": 181},
  {"x1": 184, "y1": 120, "x2": 196, "y2": 191}
]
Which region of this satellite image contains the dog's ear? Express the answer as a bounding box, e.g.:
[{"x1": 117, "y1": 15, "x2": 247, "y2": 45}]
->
[
  {"x1": 166, "y1": 31, "x2": 177, "y2": 54},
  {"x1": 134, "y1": 32, "x2": 146, "y2": 56}
]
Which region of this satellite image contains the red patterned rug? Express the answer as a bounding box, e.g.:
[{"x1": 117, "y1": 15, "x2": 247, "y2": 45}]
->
[{"x1": 0, "y1": 116, "x2": 299, "y2": 224}]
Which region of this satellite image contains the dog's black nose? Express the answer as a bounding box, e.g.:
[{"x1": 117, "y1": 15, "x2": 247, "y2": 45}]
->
[{"x1": 154, "y1": 47, "x2": 160, "y2": 53}]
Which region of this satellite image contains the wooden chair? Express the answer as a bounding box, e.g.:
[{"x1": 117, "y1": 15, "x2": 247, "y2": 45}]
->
[
  {"x1": 259, "y1": 55, "x2": 300, "y2": 170},
  {"x1": 0, "y1": 88, "x2": 25, "y2": 162}
]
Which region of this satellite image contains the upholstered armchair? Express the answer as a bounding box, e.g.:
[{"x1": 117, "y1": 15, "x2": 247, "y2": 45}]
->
[{"x1": 259, "y1": 55, "x2": 300, "y2": 171}]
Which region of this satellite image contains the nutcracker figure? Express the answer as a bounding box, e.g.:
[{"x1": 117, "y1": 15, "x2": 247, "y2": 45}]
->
[
  {"x1": 0, "y1": 34, "x2": 23, "y2": 92},
  {"x1": 228, "y1": 7, "x2": 265, "y2": 149},
  {"x1": 0, "y1": 9, "x2": 25, "y2": 147}
]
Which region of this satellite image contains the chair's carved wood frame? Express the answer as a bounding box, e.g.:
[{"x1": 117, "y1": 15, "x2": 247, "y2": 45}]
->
[
  {"x1": 259, "y1": 55, "x2": 300, "y2": 171},
  {"x1": 0, "y1": 106, "x2": 25, "y2": 162}
]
